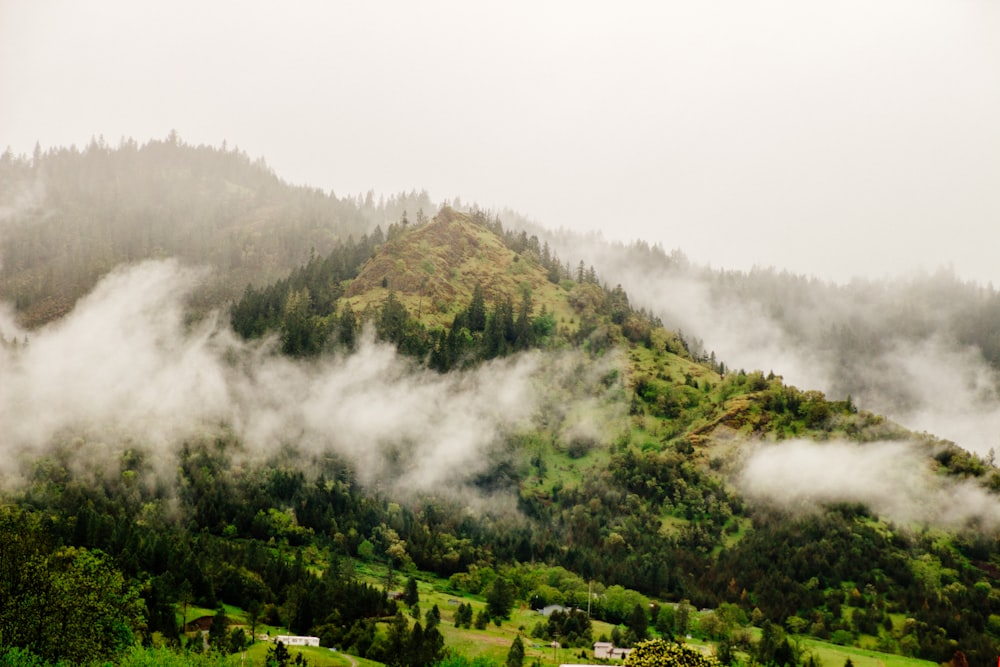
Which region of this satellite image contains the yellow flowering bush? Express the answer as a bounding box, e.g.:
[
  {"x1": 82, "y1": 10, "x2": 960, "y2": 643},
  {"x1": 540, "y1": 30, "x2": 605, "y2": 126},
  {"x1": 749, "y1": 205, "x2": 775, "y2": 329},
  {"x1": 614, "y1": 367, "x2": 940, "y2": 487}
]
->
[{"x1": 624, "y1": 639, "x2": 721, "y2": 667}]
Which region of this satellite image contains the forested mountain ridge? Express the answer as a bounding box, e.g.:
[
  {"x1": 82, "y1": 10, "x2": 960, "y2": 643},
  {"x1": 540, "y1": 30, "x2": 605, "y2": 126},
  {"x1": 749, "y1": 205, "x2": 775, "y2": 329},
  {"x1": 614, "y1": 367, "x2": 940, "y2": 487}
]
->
[{"x1": 2, "y1": 140, "x2": 1000, "y2": 667}]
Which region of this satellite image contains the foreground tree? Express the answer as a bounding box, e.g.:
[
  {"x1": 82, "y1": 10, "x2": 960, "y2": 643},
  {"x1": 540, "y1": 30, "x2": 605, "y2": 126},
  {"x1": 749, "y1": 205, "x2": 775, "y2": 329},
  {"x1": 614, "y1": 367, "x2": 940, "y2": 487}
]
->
[
  {"x1": 0, "y1": 509, "x2": 145, "y2": 665},
  {"x1": 486, "y1": 576, "x2": 516, "y2": 620},
  {"x1": 624, "y1": 639, "x2": 721, "y2": 667}
]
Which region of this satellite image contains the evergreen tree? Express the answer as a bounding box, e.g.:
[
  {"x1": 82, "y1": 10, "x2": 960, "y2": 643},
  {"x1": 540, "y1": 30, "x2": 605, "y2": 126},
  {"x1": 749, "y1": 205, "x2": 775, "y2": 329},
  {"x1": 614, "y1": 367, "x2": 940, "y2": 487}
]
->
[
  {"x1": 507, "y1": 634, "x2": 525, "y2": 667},
  {"x1": 404, "y1": 576, "x2": 420, "y2": 606},
  {"x1": 675, "y1": 600, "x2": 693, "y2": 637},
  {"x1": 486, "y1": 576, "x2": 516, "y2": 620},
  {"x1": 514, "y1": 290, "x2": 534, "y2": 350},
  {"x1": 267, "y1": 640, "x2": 292, "y2": 667},
  {"x1": 338, "y1": 304, "x2": 357, "y2": 350},
  {"x1": 425, "y1": 604, "x2": 441, "y2": 630},
  {"x1": 208, "y1": 606, "x2": 229, "y2": 650},
  {"x1": 626, "y1": 603, "x2": 649, "y2": 642},
  {"x1": 467, "y1": 284, "x2": 487, "y2": 333},
  {"x1": 455, "y1": 602, "x2": 473, "y2": 629},
  {"x1": 378, "y1": 291, "x2": 409, "y2": 345}
]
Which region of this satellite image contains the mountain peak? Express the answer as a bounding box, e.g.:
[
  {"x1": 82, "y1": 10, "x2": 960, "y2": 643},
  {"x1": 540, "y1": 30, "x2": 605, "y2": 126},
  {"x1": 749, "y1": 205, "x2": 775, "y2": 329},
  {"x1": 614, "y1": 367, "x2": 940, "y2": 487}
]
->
[{"x1": 345, "y1": 208, "x2": 566, "y2": 328}]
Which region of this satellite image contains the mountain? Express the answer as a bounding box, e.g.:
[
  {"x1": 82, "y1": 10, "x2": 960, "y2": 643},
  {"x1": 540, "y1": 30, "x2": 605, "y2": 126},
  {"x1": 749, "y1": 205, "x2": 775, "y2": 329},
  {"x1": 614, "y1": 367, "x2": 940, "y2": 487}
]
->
[
  {"x1": 343, "y1": 207, "x2": 573, "y2": 331},
  {"x1": 1, "y1": 140, "x2": 999, "y2": 667}
]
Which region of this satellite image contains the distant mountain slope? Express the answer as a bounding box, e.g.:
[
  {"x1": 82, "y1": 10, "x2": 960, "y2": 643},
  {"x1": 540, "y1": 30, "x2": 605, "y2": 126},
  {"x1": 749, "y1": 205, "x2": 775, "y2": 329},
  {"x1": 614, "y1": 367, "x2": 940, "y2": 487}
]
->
[{"x1": 0, "y1": 136, "x2": 373, "y2": 326}]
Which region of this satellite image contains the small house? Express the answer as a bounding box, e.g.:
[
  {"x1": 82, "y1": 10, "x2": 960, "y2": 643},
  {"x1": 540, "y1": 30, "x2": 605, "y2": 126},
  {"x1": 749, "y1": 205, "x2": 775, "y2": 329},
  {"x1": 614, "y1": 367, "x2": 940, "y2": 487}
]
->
[
  {"x1": 593, "y1": 642, "x2": 632, "y2": 660},
  {"x1": 275, "y1": 635, "x2": 320, "y2": 647}
]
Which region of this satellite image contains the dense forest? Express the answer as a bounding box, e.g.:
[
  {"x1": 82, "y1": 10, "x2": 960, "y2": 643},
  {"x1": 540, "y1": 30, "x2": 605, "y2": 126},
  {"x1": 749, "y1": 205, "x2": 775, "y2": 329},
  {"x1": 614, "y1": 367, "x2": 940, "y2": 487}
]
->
[{"x1": 2, "y1": 140, "x2": 1000, "y2": 667}]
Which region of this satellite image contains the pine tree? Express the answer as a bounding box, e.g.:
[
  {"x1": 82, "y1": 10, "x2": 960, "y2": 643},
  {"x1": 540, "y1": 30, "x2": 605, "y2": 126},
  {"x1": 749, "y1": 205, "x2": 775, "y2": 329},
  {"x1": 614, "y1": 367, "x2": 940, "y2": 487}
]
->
[
  {"x1": 486, "y1": 576, "x2": 515, "y2": 620},
  {"x1": 467, "y1": 284, "x2": 486, "y2": 333},
  {"x1": 208, "y1": 606, "x2": 228, "y2": 651},
  {"x1": 267, "y1": 640, "x2": 292, "y2": 667},
  {"x1": 404, "y1": 576, "x2": 420, "y2": 606},
  {"x1": 425, "y1": 604, "x2": 441, "y2": 630},
  {"x1": 507, "y1": 634, "x2": 525, "y2": 667}
]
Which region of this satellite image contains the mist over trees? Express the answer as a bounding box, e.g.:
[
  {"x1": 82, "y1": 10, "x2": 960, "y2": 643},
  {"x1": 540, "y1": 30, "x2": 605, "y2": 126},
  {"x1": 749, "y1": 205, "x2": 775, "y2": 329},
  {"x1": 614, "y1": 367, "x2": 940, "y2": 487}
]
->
[
  {"x1": 537, "y1": 229, "x2": 1000, "y2": 456},
  {"x1": 0, "y1": 135, "x2": 425, "y2": 327}
]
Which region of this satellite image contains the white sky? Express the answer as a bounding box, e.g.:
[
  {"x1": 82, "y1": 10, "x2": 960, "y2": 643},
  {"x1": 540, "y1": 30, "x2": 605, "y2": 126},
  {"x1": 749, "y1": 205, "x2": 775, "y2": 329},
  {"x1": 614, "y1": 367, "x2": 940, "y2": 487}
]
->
[{"x1": 3, "y1": 0, "x2": 999, "y2": 285}]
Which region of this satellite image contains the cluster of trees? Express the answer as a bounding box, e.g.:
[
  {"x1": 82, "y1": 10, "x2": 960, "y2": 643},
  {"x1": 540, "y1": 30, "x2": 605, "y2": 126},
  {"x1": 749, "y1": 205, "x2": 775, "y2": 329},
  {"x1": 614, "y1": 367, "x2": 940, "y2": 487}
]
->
[
  {"x1": 528, "y1": 609, "x2": 593, "y2": 648},
  {"x1": 230, "y1": 233, "x2": 381, "y2": 354},
  {"x1": 453, "y1": 602, "x2": 474, "y2": 629},
  {"x1": 0, "y1": 508, "x2": 145, "y2": 664},
  {"x1": 331, "y1": 611, "x2": 444, "y2": 667},
  {"x1": 706, "y1": 507, "x2": 1000, "y2": 665}
]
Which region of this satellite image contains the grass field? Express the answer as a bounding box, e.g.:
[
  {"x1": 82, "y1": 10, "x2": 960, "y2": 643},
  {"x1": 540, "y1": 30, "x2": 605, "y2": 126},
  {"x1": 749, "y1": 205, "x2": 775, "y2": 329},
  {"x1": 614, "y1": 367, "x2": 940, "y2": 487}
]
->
[
  {"x1": 176, "y1": 562, "x2": 942, "y2": 667},
  {"x1": 796, "y1": 637, "x2": 936, "y2": 667}
]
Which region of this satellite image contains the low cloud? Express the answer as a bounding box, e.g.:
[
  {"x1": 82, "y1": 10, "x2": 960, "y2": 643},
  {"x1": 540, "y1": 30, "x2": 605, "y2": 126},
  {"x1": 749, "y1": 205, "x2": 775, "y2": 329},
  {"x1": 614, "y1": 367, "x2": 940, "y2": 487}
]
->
[
  {"x1": 0, "y1": 259, "x2": 619, "y2": 499},
  {"x1": 736, "y1": 439, "x2": 1000, "y2": 530}
]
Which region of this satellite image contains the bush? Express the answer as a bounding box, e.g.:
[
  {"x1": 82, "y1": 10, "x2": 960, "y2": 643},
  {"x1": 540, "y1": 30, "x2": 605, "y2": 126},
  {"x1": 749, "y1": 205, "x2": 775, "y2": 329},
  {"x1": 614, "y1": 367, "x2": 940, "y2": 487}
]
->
[{"x1": 624, "y1": 639, "x2": 721, "y2": 667}]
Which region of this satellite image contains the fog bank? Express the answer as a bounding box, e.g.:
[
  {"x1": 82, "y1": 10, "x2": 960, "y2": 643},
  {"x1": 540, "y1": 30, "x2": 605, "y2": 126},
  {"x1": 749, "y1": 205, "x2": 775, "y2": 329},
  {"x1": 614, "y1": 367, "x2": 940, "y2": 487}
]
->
[
  {"x1": 737, "y1": 439, "x2": 1000, "y2": 530},
  {"x1": 0, "y1": 260, "x2": 623, "y2": 497}
]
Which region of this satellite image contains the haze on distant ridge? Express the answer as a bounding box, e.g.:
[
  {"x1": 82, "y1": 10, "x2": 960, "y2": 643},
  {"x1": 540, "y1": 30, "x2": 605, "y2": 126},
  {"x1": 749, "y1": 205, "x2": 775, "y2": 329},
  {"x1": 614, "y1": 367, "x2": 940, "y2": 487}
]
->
[{"x1": 2, "y1": 0, "x2": 999, "y2": 286}]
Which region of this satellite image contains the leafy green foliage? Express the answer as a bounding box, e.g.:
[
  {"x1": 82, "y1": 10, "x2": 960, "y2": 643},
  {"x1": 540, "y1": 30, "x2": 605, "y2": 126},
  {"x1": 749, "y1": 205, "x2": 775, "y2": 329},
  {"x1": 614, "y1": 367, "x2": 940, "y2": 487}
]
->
[
  {"x1": 0, "y1": 509, "x2": 144, "y2": 664},
  {"x1": 454, "y1": 602, "x2": 474, "y2": 629},
  {"x1": 544, "y1": 609, "x2": 593, "y2": 648}
]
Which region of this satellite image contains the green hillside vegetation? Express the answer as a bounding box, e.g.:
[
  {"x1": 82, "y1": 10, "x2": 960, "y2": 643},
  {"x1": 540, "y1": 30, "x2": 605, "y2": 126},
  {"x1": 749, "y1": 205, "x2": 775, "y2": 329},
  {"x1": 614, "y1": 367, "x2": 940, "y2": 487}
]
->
[
  {"x1": 342, "y1": 207, "x2": 575, "y2": 333},
  {"x1": 1, "y1": 141, "x2": 1000, "y2": 667}
]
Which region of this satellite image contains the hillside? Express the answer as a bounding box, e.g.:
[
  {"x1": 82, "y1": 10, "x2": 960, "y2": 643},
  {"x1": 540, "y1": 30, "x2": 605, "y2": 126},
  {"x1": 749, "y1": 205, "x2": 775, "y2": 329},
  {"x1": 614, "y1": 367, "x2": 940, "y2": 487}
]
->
[
  {"x1": 2, "y1": 142, "x2": 1000, "y2": 667},
  {"x1": 344, "y1": 207, "x2": 574, "y2": 331}
]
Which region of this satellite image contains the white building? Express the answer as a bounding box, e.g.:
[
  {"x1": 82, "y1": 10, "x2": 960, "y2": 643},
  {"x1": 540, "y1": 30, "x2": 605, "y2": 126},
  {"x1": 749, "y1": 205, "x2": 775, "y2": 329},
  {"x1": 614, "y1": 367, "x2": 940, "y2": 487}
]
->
[
  {"x1": 593, "y1": 642, "x2": 632, "y2": 660},
  {"x1": 275, "y1": 635, "x2": 320, "y2": 647}
]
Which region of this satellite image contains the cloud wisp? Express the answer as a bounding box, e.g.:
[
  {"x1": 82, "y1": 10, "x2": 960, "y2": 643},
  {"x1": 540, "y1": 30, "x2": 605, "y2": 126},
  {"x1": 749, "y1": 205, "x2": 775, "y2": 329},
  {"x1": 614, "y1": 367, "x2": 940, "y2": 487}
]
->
[{"x1": 736, "y1": 439, "x2": 1000, "y2": 530}]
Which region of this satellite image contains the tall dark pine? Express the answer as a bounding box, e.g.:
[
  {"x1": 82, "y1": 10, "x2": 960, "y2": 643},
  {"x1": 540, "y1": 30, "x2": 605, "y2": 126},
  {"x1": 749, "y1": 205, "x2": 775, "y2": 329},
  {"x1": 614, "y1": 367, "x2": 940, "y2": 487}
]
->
[{"x1": 467, "y1": 284, "x2": 487, "y2": 333}]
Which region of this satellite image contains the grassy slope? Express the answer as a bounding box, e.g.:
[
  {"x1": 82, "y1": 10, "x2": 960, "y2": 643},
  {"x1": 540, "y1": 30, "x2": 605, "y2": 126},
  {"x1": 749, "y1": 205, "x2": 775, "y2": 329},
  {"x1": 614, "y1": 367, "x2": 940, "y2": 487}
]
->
[
  {"x1": 344, "y1": 209, "x2": 576, "y2": 331},
  {"x1": 796, "y1": 637, "x2": 935, "y2": 667},
  {"x1": 187, "y1": 565, "x2": 936, "y2": 667}
]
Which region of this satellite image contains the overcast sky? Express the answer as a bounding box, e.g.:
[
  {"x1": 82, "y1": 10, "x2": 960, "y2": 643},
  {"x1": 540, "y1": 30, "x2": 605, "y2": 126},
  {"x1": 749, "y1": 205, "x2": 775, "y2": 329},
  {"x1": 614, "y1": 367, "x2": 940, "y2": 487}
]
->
[{"x1": 3, "y1": 1, "x2": 999, "y2": 285}]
